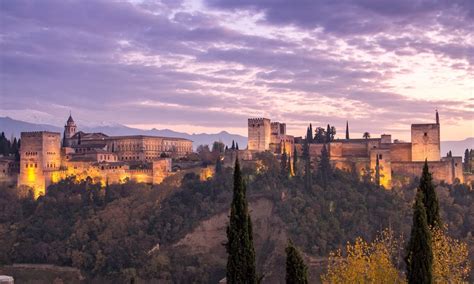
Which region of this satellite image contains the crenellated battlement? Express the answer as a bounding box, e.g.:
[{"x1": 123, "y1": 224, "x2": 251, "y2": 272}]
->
[
  {"x1": 248, "y1": 118, "x2": 270, "y2": 125},
  {"x1": 21, "y1": 131, "x2": 60, "y2": 137}
]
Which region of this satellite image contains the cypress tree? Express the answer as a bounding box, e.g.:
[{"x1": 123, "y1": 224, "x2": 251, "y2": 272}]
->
[
  {"x1": 231, "y1": 140, "x2": 235, "y2": 150},
  {"x1": 226, "y1": 158, "x2": 257, "y2": 284},
  {"x1": 293, "y1": 146, "x2": 298, "y2": 176},
  {"x1": 326, "y1": 124, "x2": 331, "y2": 143},
  {"x1": 345, "y1": 121, "x2": 349, "y2": 140},
  {"x1": 303, "y1": 140, "x2": 312, "y2": 191},
  {"x1": 215, "y1": 157, "x2": 223, "y2": 174},
  {"x1": 419, "y1": 160, "x2": 441, "y2": 228},
  {"x1": 285, "y1": 240, "x2": 309, "y2": 284},
  {"x1": 281, "y1": 149, "x2": 288, "y2": 177},
  {"x1": 464, "y1": 149, "x2": 470, "y2": 172},
  {"x1": 317, "y1": 144, "x2": 330, "y2": 188},
  {"x1": 288, "y1": 155, "x2": 292, "y2": 178},
  {"x1": 236, "y1": 143, "x2": 239, "y2": 150},
  {"x1": 309, "y1": 124, "x2": 313, "y2": 143},
  {"x1": 405, "y1": 190, "x2": 433, "y2": 284},
  {"x1": 375, "y1": 156, "x2": 380, "y2": 186}
]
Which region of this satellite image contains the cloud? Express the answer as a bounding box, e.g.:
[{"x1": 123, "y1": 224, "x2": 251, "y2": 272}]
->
[{"x1": 0, "y1": 0, "x2": 472, "y2": 140}]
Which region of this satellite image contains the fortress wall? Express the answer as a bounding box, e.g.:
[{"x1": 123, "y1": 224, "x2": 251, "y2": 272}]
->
[
  {"x1": 309, "y1": 144, "x2": 325, "y2": 157},
  {"x1": 390, "y1": 143, "x2": 412, "y2": 161},
  {"x1": 411, "y1": 124, "x2": 440, "y2": 161},
  {"x1": 370, "y1": 149, "x2": 392, "y2": 188},
  {"x1": 341, "y1": 142, "x2": 368, "y2": 157},
  {"x1": 329, "y1": 142, "x2": 343, "y2": 157},
  {"x1": 392, "y1": 161, "x2": 453, "y2": 184},
  {"x1": 128, "y1": 169, "x2": 153, "y2": 183},
  {"x1": 330, "y1": 157, "x2": 369, "y2": 176},
  {"x1": 441, "y1": 156, "x2": 464, "y2": 183},
  {"x1": 153, "y1": 158, "x2": 172, "y2": 184}
]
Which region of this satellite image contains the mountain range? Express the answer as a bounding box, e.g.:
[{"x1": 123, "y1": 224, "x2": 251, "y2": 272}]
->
[
  {"x1": 0, "y1": 116, "x2": 472, "y2": 156},
  {"x1": 0, "y1": 117, "x2": 247, "y2": 150}
]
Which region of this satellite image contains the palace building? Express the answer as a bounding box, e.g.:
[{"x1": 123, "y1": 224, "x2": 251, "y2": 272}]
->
[{"x1": 17, "y1": 114, "x2": 193, "y2": 198}]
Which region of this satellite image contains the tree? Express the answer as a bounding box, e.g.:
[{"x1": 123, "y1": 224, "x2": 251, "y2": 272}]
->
[
  {"x1": 212, "y1": 141, "x2": 225, "y2": 154},
  {"x1": 431, "y1": 226, "x2": 471, "y2": 282},
  {"x1": 197, "y1": 145, "x2": 212, "y2": 165},
  {"x1": 325, "y1": 124, "x2": 331, "y2": 143},
  {"x1": 281, "y1": 149, "x2": 288, "y2": 178},
  {"x1": 293, "y1": 146, "x2": 298, "y2": 176},
  {"x1": 405, "y1": 190, "x2": 433, "y2": 284},
  {"x1": 363, "y1": 132, "x2": 370, "y2": 139},
  {"x1": 231, "y1": 140, "x2": 235, "y2": 150},
  {"x1": 306, "y1": 127, "x2": 312, "y2": 144},
  {"x1": 226, "y1": 158, "x2": 257, "y2": 284},
  {"x1": 285, "y1": 240, "x2": 309, "y2": 284},
  {"x1": 215, "y1": 157, "x2": 223, "y2": 174},
  {"x1": 317, "y1": 145, "x2": 331, "y2": 189},
  {"x1": 322, "y1": 229, "x2": 404, "y2": 283},
  {"x1": 345, "y1": 121, "x2": 349, "y2": 140},
  {"x1": 419, "y1": 160, "x2": 441, "y2": 228},
  {"x1": 309, "y1": 124, "x2": 313, "y2": 143},
  {"x1": 302, "y1": 140, "x2": 312, "y2": 191},
  {"x1": 288, "y1": 155, "x2": 292, "y2": 178},
  {"x1": 375, "y1": 156, "x2": 380, "y2": 186},
  {"x1": 314, "y1": 127, "x2": 326, "y2": 144},
  {"x1": 464, "y1": 149, "x2": 470, "y2": 172},
  {"x1": 236, "y1": 143, "x2": 239, "y2": 150}
]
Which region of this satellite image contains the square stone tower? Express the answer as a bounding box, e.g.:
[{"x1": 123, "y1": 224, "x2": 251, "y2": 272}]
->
[
  {"x1": 248, "y1": 118, "x2": 271, "y2": 151},
  {"x1": 18, "y1": 131, "x2": 61, "y2": 198},
  {"x1": 411, "y1": 123, "x2": 440, "y2": 161}
]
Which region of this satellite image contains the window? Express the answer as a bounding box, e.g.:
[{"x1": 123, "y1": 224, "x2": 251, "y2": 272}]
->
[
  {"x1": 424, "y1": 132, "x2": 428, "y2": 136},
  {"x1": 379, "y1": 154, "x2": 383, "y2": 160}
]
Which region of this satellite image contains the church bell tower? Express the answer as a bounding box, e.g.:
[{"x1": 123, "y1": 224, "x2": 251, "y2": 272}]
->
[{"x1": 63, "y1": 113, "x2": 77, "y2": 147}]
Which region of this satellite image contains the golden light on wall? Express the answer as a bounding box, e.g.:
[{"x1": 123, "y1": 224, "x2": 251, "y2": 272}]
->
[{"x1": 200, "y1": 167, "x2": 214, "y2": 181}]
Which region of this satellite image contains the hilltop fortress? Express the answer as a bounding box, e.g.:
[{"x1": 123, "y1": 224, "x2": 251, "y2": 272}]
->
[
  {"x1": 1, "y1": 111, "x2": 471, "y2": 198},
  {"x1": 17, "y1": 115, "x2": 192, "y2": 198},
  {"x1": 244, "y1": 111, "x2": 465, "y2": 188}
]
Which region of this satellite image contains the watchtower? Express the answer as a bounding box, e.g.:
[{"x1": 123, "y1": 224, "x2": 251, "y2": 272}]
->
[{"x1": 248, "y1": 118, "x2": 271, "y2": 151}]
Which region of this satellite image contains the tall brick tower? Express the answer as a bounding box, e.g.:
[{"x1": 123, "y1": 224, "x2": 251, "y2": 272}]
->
[
  {"x1": 411, "y1": 111, "x2": 441, "y2": 161},
  {"x1": 248, "y1": 118, "x2": 271, "y2": 151},
  {"x1": 18, "y1": 131, "x2": 61, "y2": 198},
  {"x1": 63, "y1": 113, "x2": 77, "y2": 147}
]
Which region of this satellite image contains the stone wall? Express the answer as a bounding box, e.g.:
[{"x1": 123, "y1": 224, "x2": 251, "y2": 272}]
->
[
  {"x1": 390, "y1": 143, "x2": 412, "y2": 162},
  {"x1": 391, "y1": 160, "x2": 462, "y2": 185}
]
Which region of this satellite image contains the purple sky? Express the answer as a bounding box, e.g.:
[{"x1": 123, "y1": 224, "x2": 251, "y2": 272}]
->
[{"x1": 0, "y1": 0, "x2": 473, "y2": 140}]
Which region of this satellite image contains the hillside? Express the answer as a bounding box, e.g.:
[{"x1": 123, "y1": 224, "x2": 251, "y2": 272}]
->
[{"x1": 0, "y1": 154, "x2": 472, "y2": 282}]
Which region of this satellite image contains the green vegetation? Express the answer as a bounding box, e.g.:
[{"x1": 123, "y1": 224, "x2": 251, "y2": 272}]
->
[
  {"x1": 226, "y1": 159, "x2": 257, "y2": 283},
  {"x1": 0, "y1": 153, "x2": 472, "y2": 282},
  {"x1": 0, "y1": 132, "x2": 20, "y2": 160},
  {"x1": 285, "y1": 240, "x2": 308, "y2": 284},
  {"x1": 419, "y1": 160, "x2": 442, "y2": 228},
  {"x1": 405, "y1": 191, "x2": 433, "y2": 284}
]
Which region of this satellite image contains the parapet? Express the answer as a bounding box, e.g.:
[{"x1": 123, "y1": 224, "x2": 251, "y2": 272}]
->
[
  {"x1": 21, "y1": 131, "x2": 60, "y2": 136},
  {"x1": 248, "y1": 118, "x2": 270, "y2": 125}
]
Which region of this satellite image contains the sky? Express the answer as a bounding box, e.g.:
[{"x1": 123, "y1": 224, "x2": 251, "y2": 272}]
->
[{"x1": 0, "y1": 0, "x2": 473, "y2": 141}]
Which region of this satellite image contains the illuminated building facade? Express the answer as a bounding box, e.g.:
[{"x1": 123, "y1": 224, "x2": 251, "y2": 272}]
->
[
  {"x1": 246, "y1": 111, "x2": 464, "y2": 189},
  {"x1": 17, "y1": 115, "x2": 192, "y2": 198}
]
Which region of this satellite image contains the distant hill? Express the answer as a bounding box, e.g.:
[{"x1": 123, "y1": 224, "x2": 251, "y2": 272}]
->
[
  {"x1": 441, "y1": 138, "x2": 474, "y2": 157},
  {"x1": 0, "y1": 116, "x2": 248, "y2": 150}
]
